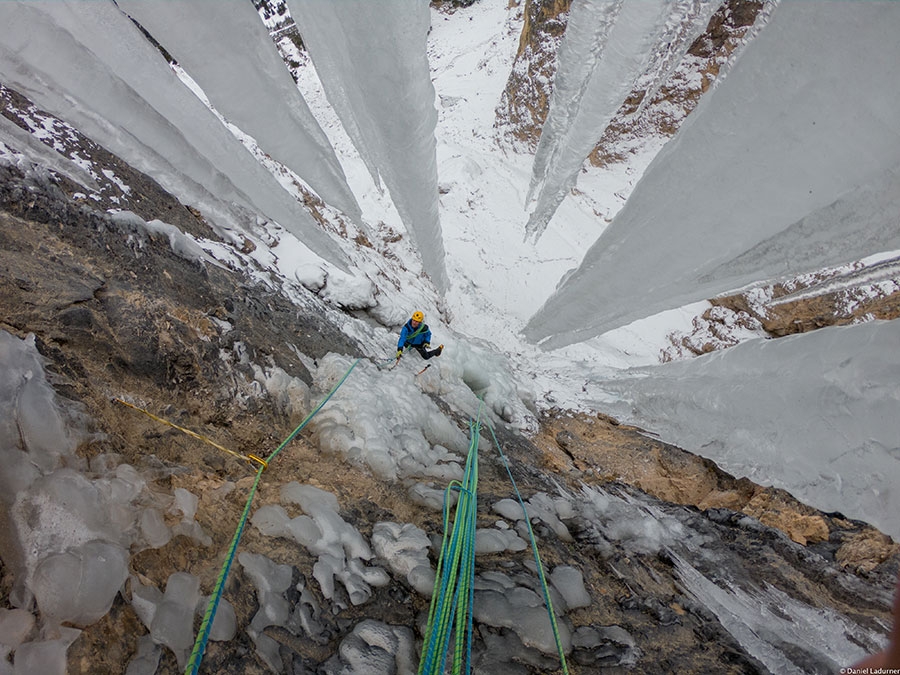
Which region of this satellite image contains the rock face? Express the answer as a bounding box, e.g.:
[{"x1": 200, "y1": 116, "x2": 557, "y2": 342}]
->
[
  {"x1": 0, "y1": 20, "x2": 897, "y2": 675},
  {"x1": 495, "y1": 0, "x2": 768, "y2": 165}
]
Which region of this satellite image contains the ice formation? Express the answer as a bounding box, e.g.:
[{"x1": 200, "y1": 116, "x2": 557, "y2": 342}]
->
[
  {"x1": 525, "y1": 1, "x2": 900, "y2": 346},
  {"x1": 321, "y1": 619, "x2": 416, "y2": 675},
  {"x1": 310, "y1": 354, "x2": 469, "y2": 481},
  {"x1": 0, "y1": 331, "x2": 220, "y2": 669},
  {"x1": 114, "y1": 0, "x2": 362, "y2": 222},
  {"x1": 0, "y1": 1, "x2": 348, "y2": 268},
  {"x1": 251, "y1": 482, "x2": 390, "y2": 607},
  {"x1": 371, "y1": 522, "x2": 435, "y2": 596},
  {"x1": 525, "y1": 0, "x2": 724, "y2": 239},
  {"x1": 598, "y1": 319, "x2": 900, "y2": 540},
  {"x1": 286, "y1": 0, "x2": 447, "y2": 291}
]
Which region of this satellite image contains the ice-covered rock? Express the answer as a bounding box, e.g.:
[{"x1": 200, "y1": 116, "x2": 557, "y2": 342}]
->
[
  {"x1": 238, "y1": 552, "x2": 294, "y2": 672},
  {"x1": 251, "y1": 363, "x2": 310, "y2": 420},
  {"x1": 251, "y1": 483, "x2": 390, "y2": 608},
  {"x1": 139, "y1": 508, "x2": 171, "y2": 549},
  {"x1": 311, "y1": 354, "x2": 468, "y2": 481},
  {"x1": 169, "y1": 487, "x2": 212, "y2": 546},
  {"x1": 11, "y1": 627, "x2": 80, "y2": 675},
  {"x1": 150, "y1": 572, "x2": 201, "y2": 668},
  {"x1": 124, "y1": 634, "x2": 162, "y2": 675},
  {"x1": 492, "y1": 493, "x2": 573, "y2": 543},
  {"x1": 472, "y1": 587, "x2": 572, "y2": 656},
  {"x1": 0, "y1": 609, "x2": 33, "y2": 650},
  {"x1": 492, "y1": 498, "x2": 526, "y2": 522},
  {"x1": 550, "y1": 566, "x2": 591, "y2": 610},
  {"x1": 196, "y1": 596, "x2": 237, "y2": 642},
  {"x1": 371, "y1": 521, "x2": 433, "y2": 595},
  {"x1": 30, "y1": 540, "x2": 129, "y2": 626},
  {"x1": 475, "y1": 527, "x2": 528, "y2": 554},
  {"x1": 129, "y1": 582, "x2": 163, "y2": 630},
  {"x1": 407, "y1": 483, "x2": 452, "y2": 512},
  {"x1": 321, "y1": 619, "x2": 416, "y2": 675}
]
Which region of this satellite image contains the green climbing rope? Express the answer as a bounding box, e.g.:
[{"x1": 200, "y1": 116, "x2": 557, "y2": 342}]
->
[
  {"x1": 418, "y1": 406, "x2": 482, "y2": 675},
  {"x1": 486, "y1": 421, "x2": 570, "y2": 675},
  {"x1": 184, "y1": 358, "x2": 360, "y2": 675}
]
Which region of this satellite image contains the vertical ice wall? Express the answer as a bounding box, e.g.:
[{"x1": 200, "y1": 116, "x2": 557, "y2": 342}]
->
[
  {"x1": 525, "y1": 2, "x2": 900, "y2": 347},
  {"x1": 597, "y1": 319, "x2": 900, "y2": 541},
  {"x1": 115, "y1": 0, "x2": 363, "y2": 224},
  {"x1": 525, "y1": 0, "x2": 724, "y2": 240},
  {"x1": 0, "y1": 0, "x2": 348, "y2": 269},
  {"x1": 287, "y1": 0, "x2": 448, "y2": 291}
]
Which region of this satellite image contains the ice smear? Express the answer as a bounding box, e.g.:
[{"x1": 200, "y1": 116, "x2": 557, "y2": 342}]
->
[
  {"x1": 0, "y1": 333, "x2": 74, "y2": 486},
  {"x1": 150, "y1": 572, "x2": 201, "y2": 669},
  {"x1": 473, "y1": 586, "x2": 572, "y2": 656},
  {"x1": 238, "y1": 552, "x2": 294, "y2": 672},
  {"x1": 251, "y1": 483, "x2": 389, "y2": 608},
  {"x1": 310, "y1": 354, "x2": 468, "y2": 481},
  {"x1": 550, "y1": 566, "x2": 591, "y2": 610},
  {"x1": 11, "y1": 627, "x2": 79, "y2": 675},
  {"x1": 371, "y1": 522, "x2": 435, "y2": 596},
  {"x1": 124, "y1": 635, "x2": 162, "y2": 675},
  {"x1": 30, "y1": 540, "x2": 129, "y2": 626},
  {"x1": 287, "y1": 0, "x2": 447, "y2": 291},
  {"x1": 674, "y1": 553, "x2": 877, "y2": 672}
]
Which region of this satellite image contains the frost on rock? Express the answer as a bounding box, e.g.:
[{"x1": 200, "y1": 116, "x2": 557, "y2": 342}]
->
[
  {"x1": 0, "y1": 1, "x2": 348, "y2": 269},
  {"x1": 526, "y1": 0, "x2": 723, "y2": 240},
  {"x1": 598, "y1": 319, "x2": 900, "y2": 540},
  {"x1": 287, "y1": 0, "x2": 447, "y2": 291},
  {"x1": 525, "y1": 2, "x2": 900, "y2": 347},
  {"x1": 115, "y1": 0, "x2": 362, "y2": 222}
]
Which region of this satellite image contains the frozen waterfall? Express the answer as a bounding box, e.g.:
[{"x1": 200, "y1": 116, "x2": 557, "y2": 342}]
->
[
  {"x1": 0, "y1": 0, "x2": 348, "y2": 269},
  {"x1": 524, "y1": 1, "x2": 900, "y2": 347},
  {"x1": 286, "y1": 0, "x2": 448, "y2": 291},
  {"x1": 525, "y1": 0, "x2": 724, "y2": 240},
  {"x1": 114, "y1": 0, "x2": 362, "y2": 224}
]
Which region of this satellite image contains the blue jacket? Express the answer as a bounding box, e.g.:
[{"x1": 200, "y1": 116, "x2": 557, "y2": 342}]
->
[{"x1": 398, "y1": 320, "x2": 431, "y2": 349}]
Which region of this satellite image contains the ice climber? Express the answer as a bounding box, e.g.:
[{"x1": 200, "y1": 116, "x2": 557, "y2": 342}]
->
[{"x1": 397, "y1": 311, "x2": 443, "y2": 360}]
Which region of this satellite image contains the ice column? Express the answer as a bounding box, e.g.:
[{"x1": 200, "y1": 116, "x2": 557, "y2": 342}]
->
[
  {"x1": 0, "y1": 1, "x2": 348, "y2": 269},
  {"x1": 115, "y1": 0, "x2": 362, "y2": 222},
  {"x1": 287, "y1": 0, "x2": 447, "y2": 291},
  {"x1": 599, "y1": 319, "x2": 900, "y2": 541},
  {"x1": 525, "y1": 2, "x2": 900, "y2": 347},
  {"x1": 526, "y1": 0, "x2": 723, "y2": 240}
]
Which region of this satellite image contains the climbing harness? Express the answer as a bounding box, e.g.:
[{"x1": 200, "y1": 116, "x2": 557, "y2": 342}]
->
[{"x1": 183, "y1": 358, "x2": 360, "y2": 675}]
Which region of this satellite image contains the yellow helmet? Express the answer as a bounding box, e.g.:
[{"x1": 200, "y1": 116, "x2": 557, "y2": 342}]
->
[{"x1": 412, "y1": 311, "x2": 424, "y2": 322}]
